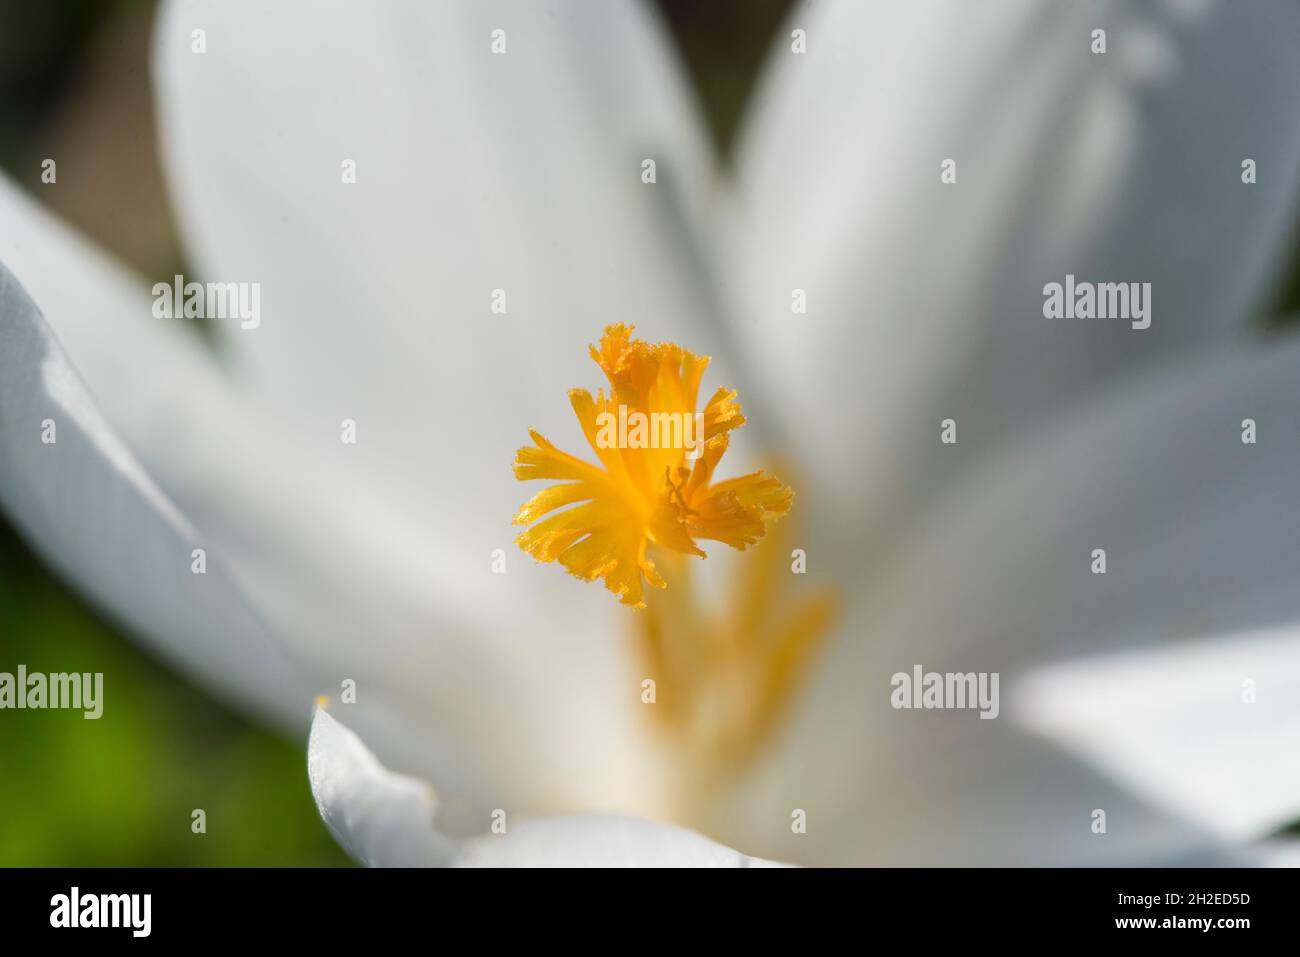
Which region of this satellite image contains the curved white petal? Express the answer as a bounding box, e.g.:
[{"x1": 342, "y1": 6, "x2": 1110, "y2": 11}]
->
[
  {"x1": 727, "y1": 0, "x2": 1300, "y2": 549},
  {"x1": 0, "y1": 261, "x2": 313, "y2": 727},
  {"x1": 1016, "y1": 625, "x2": 1300, "y2": 841},
  {"x1": 0, "y1": 172, "x2": 522, "y2": 755},
  {"x1": 0, "y1": 174, "x2": 251, "y2": 485},
  {"x1": 3, "y1": 162, "x2": 660, "y2": 826},
  {"x1": 0, "y1": 173, "x2": 496, "y2": 742},
  {"x1": 706, "y1": 332, "x2": 1300, "y2": 864},
  {"x1": 870, "y1": 332, "x2": 1300, "y2": 669},
  {"x1": 309, "y1": 703, "x2": 455, "y2": 866},
  {"x1": 153, "y1": 0, "x2": 729, "y2": 568},
  {"x1": 308, "y1": 706, "x2": 782, "y2": 867},
  {"x1": 1251, "y1": 841, "x2": 1300, "y2": 868},
  {"x1": 152, "y1": 0, "x2": 735, "y2": 818},
  {"x1": 702, "y1": 591, "x2": 1243, "y2": 866},
  {"x1": 453, "y1": 815, "x2": 784, "y2": 868}
]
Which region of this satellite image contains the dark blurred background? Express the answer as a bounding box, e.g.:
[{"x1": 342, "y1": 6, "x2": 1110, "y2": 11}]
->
[{"x1": 0, "y1": 0, "x2": 794, "y2": 867}]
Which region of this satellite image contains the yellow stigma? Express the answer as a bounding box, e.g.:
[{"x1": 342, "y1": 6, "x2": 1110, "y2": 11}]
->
[{"x1": 512, "y1": 324, "x2": 793, "y2": 607}]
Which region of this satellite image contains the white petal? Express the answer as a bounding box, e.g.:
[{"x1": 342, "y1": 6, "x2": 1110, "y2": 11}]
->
[
  {"x1": 0, "y1": 172, "x2": 472, "y2": 736},
  {"x1": 0, "y1": 172, "x2": 508, "y2": 747},
  {"x1": 868, "y1": 334, "x2": 1300, "y2": 670},
  {"x1": 0, "y1": 261, "x2": 313, "y2": 727},
  {"x1": 453, "y1": 816, "x2": 785, "y2": 868},
  {"x1": 0, "y1": 174, "x2": 261, "y2": 500},
  {"x1": 308, "y1": 707, "x2": 781, "y2": 867},
  {"x1": 1015, "y1": 626, "x2": 1300, "y2": 841},
  {"x1": 308, "y1": 704, "x2": 455, "y2": 866},
  {"x1": 0, "y1": 180, "x2": 658, "y2": 825},
  {"x1": 151, "y1": 0, "x2": 732, "y2": 816},
  {"x1": 1249, "y1": 840, "x2": 1300, "y2": 868},
  {"x1": 727, "y1": 0, "x2": 1300, "y2": 548},
  {"x1": 153, "y1": 0, "x2": 728, "y2": 566},
  {"x1": 727, "y1": 334, "x2": 1300, "y2": 864},
  {"x1": 0, "y1": 179, "x2": 604, "y2": 803},
  {"x1": 701, "y1": 590, "x2": 1234, "y2": 866}
]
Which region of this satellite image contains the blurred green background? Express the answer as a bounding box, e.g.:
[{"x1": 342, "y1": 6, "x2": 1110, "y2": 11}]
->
[
  {"x1": 0, "y1": 0, "x2": 793, "y2": 867},
  {"x1": 2, "y1": 0, "x2": 1299, "y2": 866}
]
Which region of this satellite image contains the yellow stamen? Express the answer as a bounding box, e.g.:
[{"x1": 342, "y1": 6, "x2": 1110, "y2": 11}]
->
[
  {"x1": 635, "y1": 504, "x2": 838, "y2": 800},
  {"x1": 512, "y1": 324, "x2": 792, "y2": 607}
]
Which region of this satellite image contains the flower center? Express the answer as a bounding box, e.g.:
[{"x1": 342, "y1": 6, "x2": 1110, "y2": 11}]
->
[
  {"x1": 513, "y1": 323, "x2": 792, "y2": 607},
  {"x1": 511, "y1": 324, "x2": 835, "y2": 796},
  {"x1": 635, "y1": 510, "x2": 837, "y2": 802}
]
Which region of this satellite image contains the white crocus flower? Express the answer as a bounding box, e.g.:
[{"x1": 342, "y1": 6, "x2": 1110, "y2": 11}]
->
[{"x1": 2, "y1": 0, "x2": 1300, "y2": 867}]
